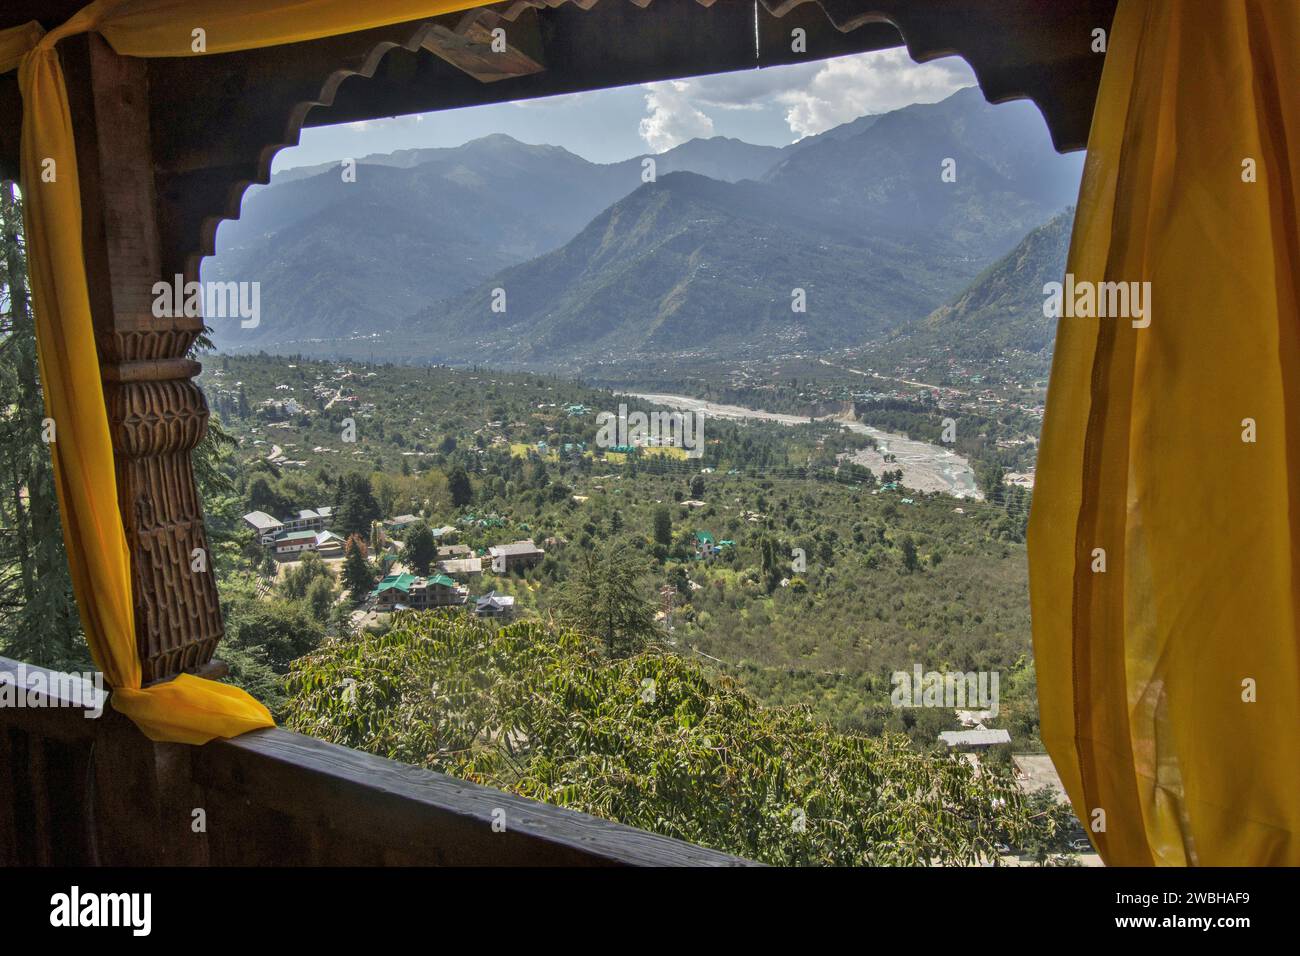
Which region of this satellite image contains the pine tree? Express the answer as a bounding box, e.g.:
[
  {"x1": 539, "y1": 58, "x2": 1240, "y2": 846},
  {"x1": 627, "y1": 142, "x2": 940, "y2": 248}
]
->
[
  {"x1": 448, "y1": 465, "x2": 473, "y2": 509},
  {"x1": 759, "y1": 535, "x2": 781, "y2": 592},
  {"x1": 899, "y1": 534, "x2": 920, "y2": 573},
  {"x1": 336, "y1": 472, "x2": 381, "y2": 537},
  {"x1": 0, "y1": 183, "x2": 86, "y2": 670},
  {"x1": 555, "y1": 542, "x2": 657, "y2": 656},
  {"x1": 405, "y1": 521, "x2": 437, "y2": 576},
  {"x1": 341, "y1": 535, "x2": 376, "y2": 605},
  {"x1": 652, "y1": 505, "x2": 672, "y2": 550}
]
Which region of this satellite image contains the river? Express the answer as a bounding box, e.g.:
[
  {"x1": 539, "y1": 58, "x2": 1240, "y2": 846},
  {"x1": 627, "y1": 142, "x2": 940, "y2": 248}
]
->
[{"x1": 626, "y1": 392, "x2": 982, "y2": 500}]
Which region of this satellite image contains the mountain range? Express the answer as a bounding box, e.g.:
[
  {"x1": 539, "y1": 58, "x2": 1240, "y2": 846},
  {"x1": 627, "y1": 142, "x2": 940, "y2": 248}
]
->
[
  {"x1": 204, "y1": 86, "x2": 1083, "y2": 367},
  {"x1": 881, "y1": 207, "x2": 1074, "y2": 372}
]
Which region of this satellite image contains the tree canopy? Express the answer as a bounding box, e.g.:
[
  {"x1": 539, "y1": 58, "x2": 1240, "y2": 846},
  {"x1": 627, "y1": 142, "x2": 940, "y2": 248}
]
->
[{"x1": 284, "y1": 612, "x2": 1054, "y2": 866}]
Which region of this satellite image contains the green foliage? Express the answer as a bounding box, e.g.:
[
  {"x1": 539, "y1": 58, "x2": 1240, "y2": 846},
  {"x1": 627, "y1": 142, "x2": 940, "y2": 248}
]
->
[
  {"x1": 285, "y1": 613, "x2": 1046, "y2": 866},
  {"x1": 305, "y1": 575, "x2": 335, "y2": 623},
  {"x1": 976, "y1": 463, "x2": 1006, "y2": 503},
  {"x1": 447, "y1": 466, "x2": 473, "y2": 509},
  {"x1": 202, "y1": 354, "x2": 1042, "y2": 745},
  {"x1": 554, "y1": 541, "x2": 657, "y2": 656},
  {"x1": 281, "y1": 551, "x2": 331, "y2": 601},
  {"x1": 405, "y1": 521, "x2": 436, "y2": 576},
  {"x1": 341, "y1": 536, "x2": 376, "y2": 604},
  {"x1": 0, "y1": 183, "x2": 86, "y2": 671},
  {"x1": 219, "y1": 639, "x2": 290, "y2": 718},
  {"x1": 224, "y1": 593, "x2": 327, "y2": 676},
  {"x1": 335, "y1": 472, "x2": 381, "y2": 538},
  {"x1": 758, "y1": 534, "x2": 782, "y2": 592},
  {"x1": 652, "y1": 504, "x2": 672, "y2": 549},
  {"x1": 899, "y1": 534, "x2": 920, "y2": 574}
]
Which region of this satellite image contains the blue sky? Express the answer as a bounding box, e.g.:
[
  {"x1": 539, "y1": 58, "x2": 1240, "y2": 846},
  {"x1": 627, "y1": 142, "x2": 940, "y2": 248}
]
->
[{"x1": 274, "y1": 48, "x2": 978, "y2": 170}]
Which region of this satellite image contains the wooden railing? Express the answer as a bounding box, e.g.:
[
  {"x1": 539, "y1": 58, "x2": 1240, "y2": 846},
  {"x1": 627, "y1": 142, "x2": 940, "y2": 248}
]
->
[{"x1": 0, "y1": 656, "x2": 754, "y2": 866}]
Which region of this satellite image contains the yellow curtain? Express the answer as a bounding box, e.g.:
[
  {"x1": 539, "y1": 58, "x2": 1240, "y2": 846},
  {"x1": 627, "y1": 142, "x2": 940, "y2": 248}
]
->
[
  {"x1": 1030, "y1": 0, "x2": 1300, "y2": 865},
  {"x1": 0, "y1": 0, "x2": 490, "y2": 745}
]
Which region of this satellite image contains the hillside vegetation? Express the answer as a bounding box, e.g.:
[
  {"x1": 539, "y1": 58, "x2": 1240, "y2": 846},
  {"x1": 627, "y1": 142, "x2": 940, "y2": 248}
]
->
[
  {"x1": 201, "y1": 355, "x2": 1040, "y2": 745},
  {"x1": 284, "y1": 614, "x2": 1073, "y2": 865}
]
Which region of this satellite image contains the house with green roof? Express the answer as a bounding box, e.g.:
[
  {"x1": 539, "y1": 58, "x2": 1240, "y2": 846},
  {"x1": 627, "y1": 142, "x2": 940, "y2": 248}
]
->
[
  {"x1": 694, "y1": 531, "x2": 717, "y2": 560},
  {"x1": 371, "y1": 572, "x2": 468, "y2": 611},
  {"x1": 272, "y1": 529, "x2": 319, "y2": 557}
]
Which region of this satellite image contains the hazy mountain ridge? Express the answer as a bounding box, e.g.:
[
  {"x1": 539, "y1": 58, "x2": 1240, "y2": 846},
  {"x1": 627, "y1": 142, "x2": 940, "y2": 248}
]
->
[
  {"x1": 881, "y1": 207, "x2": 1075, "y2": 368},
  {"x1": 761, "y1": 88, "x2": 1078, "y2": 253},
  {"x1": 401, "y1": 171, "x2": 968, "y2": 372},
  {"x1": 207, "y1": 134, "x2": 788, "y2": 349},
  {"x1": 206, "y1": 87, "x2": 1082, "y2": 361}
]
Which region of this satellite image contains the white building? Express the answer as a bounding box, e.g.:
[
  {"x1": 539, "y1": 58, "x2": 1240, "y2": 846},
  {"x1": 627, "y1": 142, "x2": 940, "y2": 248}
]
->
[
  {"x1": 243, "y1": 511, "x2": 283, "y2": 544},
  {"x1": 488, "y1": 539, "x2": 545, "y2": 573},
  {"x1": 938, "y1": 728, "x2": 1012, "y2": 748},
  {"x1": 474, "y1": 591, "x2": 515, "y2": 618}
]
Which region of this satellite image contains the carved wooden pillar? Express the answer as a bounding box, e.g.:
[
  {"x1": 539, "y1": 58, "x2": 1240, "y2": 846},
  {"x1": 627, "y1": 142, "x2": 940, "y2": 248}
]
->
[{"x1": 62, "y1": 34, "x2": 223, "y2": 685}]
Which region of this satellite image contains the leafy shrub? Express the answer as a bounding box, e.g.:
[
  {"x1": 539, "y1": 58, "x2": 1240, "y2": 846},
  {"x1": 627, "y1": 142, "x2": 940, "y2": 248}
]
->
[{"x1": 285, "y1": 612, "x2": 1042, "y2": 865}]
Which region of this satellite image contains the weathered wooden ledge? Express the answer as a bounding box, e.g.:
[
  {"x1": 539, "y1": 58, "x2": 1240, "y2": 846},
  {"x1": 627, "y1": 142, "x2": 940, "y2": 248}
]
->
[{"x1": 0, "y1": 656, "x2": 756, "y2": 866}]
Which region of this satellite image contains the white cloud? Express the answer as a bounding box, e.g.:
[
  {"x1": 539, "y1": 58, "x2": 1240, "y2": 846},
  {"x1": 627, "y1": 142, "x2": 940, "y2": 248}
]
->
[
  {"x1": 638, "y1": 81, "x2": 716, "y2": 152},
  {"x1": 660, "y1": 63, "x2": 825, "y2": 113},
  {"x1": 348, "y1": 113, "x2": 423, "y2": 133},
  {"x1": 634, "y1": 49, "x2": 976, "y2": 146},
  {"x1": 777, "y1": 50, "x2": 975, "y2": 139}
]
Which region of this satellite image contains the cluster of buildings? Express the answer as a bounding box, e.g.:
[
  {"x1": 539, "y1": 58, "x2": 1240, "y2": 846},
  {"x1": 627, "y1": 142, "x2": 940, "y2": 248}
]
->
[
  {"x1": 247, "y1": 499, "x2": 544, "y2": 622},
  {"x1": 365, "y1": 535, "x2": 543, "y2": 619},
  {"x1": 369, "y1": 571, "x2": 517, "y2": 619},
  {"x1": 243, "y1": 507, "x2": 346, "y2": 558}
]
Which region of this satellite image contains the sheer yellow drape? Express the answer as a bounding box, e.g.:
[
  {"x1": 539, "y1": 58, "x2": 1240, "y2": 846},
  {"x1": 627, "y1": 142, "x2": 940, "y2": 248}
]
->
[
  {"x1": 0, "y1": 0, "x2": 489, "y2": 744},
  {"x1": 1029, "y1": 0, "x2": 1300, "y2": 865}
]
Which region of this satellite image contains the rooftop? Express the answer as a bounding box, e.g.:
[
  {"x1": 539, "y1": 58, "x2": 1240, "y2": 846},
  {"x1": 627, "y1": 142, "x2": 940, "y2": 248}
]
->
[
  {"x1": 243, "y1": 510, "x2": 282, "y2": 530},
  {"x1": 938, "y1": 729, "x2": 1012, "y2": 748},
  {"x1": 376, "y1": 573, "x2": 418, "y2": 594},
  {"x1": 489, "y1": 540, "x2": 543, "y2": 556}
]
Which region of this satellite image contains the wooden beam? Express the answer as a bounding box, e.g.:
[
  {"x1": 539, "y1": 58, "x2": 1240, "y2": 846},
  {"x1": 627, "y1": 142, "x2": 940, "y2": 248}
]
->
[
  {"x1": 196, "y1": 725, "x2": 758, "y2": 866},
  {"x1": 0, "y1": 0, "x2": 1116, "y2": 183},
  {"x1": 422, "y1": 8, "x2": 545, "y2": 83},
  {"x1": 60, "y1": 34, "x2": 224, "y2": 685}
]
